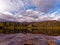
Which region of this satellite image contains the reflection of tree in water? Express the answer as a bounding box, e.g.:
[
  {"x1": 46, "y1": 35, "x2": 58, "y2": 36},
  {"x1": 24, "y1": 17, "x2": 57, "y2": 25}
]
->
[{"x1": 0, "y1": 21, "x2": 60, "y2": 35}]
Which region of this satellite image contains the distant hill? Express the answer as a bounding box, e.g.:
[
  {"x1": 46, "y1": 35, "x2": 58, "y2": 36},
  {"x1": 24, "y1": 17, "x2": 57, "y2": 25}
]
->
[{"x1": 0, "y1": 20, "x2": 60, "y2": 36}]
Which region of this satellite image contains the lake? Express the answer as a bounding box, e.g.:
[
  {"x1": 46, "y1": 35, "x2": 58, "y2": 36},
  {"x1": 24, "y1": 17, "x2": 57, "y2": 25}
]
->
[{"x1": 0, "y1": 33, "x2": 60, "y2": 45}]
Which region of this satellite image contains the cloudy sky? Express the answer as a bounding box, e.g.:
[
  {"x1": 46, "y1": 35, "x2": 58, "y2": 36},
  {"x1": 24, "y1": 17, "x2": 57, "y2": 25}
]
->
[{"x1": 0, "y1": 0, "x2": 60, "y2": 22}]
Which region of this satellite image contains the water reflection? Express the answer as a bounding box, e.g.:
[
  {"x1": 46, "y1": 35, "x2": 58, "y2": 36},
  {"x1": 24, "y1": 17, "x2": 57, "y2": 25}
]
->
[{"x1": 0, "y1": 33, "x2": 60, "y2": 45}]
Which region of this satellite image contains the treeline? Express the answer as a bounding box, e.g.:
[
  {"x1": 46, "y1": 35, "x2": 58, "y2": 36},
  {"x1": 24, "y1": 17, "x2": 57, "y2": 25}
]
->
[
  {"x1": 0, "y1": 22, "x2": 30, "y2": 34},
  {"x1": 0, "y1": 20, "x2": 60, "y2": 36}
]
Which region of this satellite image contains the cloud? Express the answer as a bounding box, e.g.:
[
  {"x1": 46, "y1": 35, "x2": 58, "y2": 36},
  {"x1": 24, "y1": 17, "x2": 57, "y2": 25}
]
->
[
  {"x1": 2, "y1": 0, "x2": 25, "y2": 15},
  {"x1": 0, "y1": 9, "x2": 60, "y2": 22},
  {"x1": 32, "y1": 0, "x2": 60, "y2": 13},
  {"x1": 0, "y1": 0, "x2": 60, "y2": 22},
  {"x1": 1, "y1": 0, "x2": 60, "y2": 14}
]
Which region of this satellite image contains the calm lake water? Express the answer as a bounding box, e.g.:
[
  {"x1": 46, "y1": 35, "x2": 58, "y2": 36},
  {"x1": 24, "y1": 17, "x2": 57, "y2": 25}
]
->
[{"x1": 0, "y1": 33, "x2": 60, "y2": 45}]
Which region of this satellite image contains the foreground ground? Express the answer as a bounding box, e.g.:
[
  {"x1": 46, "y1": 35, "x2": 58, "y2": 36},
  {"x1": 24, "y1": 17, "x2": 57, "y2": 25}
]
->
[{"x1": 0, "y1": 33, "x2": 60, "y2": 45}]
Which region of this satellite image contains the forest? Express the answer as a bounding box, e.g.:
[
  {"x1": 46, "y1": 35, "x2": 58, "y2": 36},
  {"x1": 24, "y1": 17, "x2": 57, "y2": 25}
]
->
[{"x1": 0, "y1": 20, "x2": 60, "y2": 36}]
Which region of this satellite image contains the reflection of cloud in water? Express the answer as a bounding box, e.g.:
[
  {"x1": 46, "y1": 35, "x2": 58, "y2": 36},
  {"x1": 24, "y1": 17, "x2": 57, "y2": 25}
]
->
[{"x1": 0, "y1": 34, "x2": 60, "y2": 45}]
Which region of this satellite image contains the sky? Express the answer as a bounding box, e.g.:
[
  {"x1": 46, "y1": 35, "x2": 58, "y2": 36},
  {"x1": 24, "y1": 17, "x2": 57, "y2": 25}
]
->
[{"x1": 0, "y1": 0, "x2": 60, "y2": 22}]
